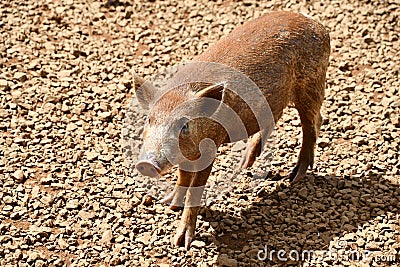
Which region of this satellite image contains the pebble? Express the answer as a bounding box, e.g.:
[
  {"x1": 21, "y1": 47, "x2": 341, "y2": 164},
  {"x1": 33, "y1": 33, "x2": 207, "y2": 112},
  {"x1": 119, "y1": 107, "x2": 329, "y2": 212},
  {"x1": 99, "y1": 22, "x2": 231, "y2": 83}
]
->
[
  {"x1": 136, "y1": 233, "x2": 151, "y2": 245},
  {"x1": 0, "y1": 79, "x2": 9, "y2": 88},
  {"x1": 14, "y1": 72, "x2": 27, "y2": 82},
  {"x1": 86, "y1": 151, "x2": 99, "y2": 161},
  {"x1": 78, "y1": 210, "x2": 95, "y2": 220},
  {"x1": 66, "y1": 199, "x2": 79, "y2": 209},
  {"x1": 277, "y1": 191, "x2": 288, "y2": 200},
  {"x1": 191, "y1": 240, "x2": 206, "y2": 248},
  {"x1": 100, "y1": 230, "x2": 113, "y2": 245},
  {"x1": 142, "y1": 195, "x2": 154, "y2": 206},
  {"x1": 298, "y1": 187, "x2": 308, "y2": 200},
  {"x1": 12, "y1": 170, "x2": 25, "y2": 183},
  {"x1": 218, "y1": 254, "x2": 238, "y2": 267}
]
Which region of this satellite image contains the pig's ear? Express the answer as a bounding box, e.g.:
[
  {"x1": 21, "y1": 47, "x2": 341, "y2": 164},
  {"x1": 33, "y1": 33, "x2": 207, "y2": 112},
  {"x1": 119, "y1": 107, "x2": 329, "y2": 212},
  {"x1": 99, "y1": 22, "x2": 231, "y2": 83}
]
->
[
  {"x1": 193, "y1": 82, "x2": 227, "y2": 116},
  {"x1": 194, "y1": 82, "x2": 226, "y2": 101},
  {"x1": 134, "y1": 74, "x2": 157, "y2": 110}
]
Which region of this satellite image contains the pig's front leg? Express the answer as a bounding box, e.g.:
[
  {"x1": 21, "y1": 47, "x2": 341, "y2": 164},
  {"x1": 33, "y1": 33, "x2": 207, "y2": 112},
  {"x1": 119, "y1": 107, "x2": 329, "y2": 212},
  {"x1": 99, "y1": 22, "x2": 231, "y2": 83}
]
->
[
  {"x1": 160, "y1": 167, "x2": 194, "y2": 210},
  {"x1": 160, "y1": 185, "x2": 188, "y2": 210},
  {"x1": 174, "y1": 165, "x2": 212, "y2": 249}
]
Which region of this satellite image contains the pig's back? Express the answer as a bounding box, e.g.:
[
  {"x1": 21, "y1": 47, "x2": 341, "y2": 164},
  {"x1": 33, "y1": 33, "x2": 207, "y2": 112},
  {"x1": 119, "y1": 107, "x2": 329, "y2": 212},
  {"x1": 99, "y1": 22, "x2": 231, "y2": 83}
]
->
[{"x1": 194, "y1": 11, "x2": 330, "y2": 121}]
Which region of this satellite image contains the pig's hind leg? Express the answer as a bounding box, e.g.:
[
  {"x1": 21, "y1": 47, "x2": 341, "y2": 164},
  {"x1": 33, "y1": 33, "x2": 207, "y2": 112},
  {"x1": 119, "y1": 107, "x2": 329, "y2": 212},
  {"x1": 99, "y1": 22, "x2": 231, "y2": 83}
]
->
[{"x1": 289, "y1": 82, "x2": 324, "y2": 182}]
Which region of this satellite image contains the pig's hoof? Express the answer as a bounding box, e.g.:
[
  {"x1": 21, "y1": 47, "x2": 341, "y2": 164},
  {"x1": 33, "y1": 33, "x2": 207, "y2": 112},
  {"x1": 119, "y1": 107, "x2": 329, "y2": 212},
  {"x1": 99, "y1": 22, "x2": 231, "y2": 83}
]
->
[
  {"x1": 287, "y1": 164, "x2": 308, "y2": 182},
  {"x1": 292, "y1": 173, "x2": 306, "y2": 182},
  {"x1": 174, "y1": 223, "x2": 195, "y2": 250}
]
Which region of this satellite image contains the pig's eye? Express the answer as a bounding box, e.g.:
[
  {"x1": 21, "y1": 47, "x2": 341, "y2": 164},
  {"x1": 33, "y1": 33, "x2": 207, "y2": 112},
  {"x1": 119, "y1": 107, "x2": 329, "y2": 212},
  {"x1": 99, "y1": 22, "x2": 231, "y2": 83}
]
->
[
  {"x1": 177, "y1": 117, "x2": 190, "y2": 135},
  {"x1": 181, "y1": 122, "x2": 190, "y2": 135}
]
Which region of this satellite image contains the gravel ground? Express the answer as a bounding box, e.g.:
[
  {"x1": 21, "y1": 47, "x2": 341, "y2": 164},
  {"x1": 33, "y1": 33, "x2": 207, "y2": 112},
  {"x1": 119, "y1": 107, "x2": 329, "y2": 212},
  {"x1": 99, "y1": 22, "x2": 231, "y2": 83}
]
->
[{"x1": 0, "y1": 0, "x2": 399, "y2": 266}]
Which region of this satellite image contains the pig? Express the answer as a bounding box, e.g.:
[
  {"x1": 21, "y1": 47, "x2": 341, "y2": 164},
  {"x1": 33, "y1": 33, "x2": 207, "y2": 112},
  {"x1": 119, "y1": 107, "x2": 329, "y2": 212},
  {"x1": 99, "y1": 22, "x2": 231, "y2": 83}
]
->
[{"x1": 133, "y1": 11, "x2": 330, "y2": 249}]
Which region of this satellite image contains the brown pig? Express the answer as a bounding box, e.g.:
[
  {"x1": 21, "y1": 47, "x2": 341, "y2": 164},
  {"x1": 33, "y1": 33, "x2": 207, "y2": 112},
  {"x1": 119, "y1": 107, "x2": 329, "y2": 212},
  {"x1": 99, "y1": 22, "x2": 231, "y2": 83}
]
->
[{"x1": 134, "y1": 11, "x2": 330, "y2": 249}]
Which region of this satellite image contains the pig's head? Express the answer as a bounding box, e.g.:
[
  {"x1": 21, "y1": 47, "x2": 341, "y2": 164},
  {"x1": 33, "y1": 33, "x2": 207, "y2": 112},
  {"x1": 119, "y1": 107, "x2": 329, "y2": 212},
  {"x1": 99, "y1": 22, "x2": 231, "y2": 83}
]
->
[{"x1": 134, "y1": 74, "x2": 227, "y2": 178}]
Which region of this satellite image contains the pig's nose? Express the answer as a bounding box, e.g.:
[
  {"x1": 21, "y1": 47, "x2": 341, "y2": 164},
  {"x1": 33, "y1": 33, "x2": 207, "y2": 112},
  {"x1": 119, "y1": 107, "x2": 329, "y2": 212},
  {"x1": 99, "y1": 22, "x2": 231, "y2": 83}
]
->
[{"x1": 136, "y1": 160, "x2": 161, "y2": 178}]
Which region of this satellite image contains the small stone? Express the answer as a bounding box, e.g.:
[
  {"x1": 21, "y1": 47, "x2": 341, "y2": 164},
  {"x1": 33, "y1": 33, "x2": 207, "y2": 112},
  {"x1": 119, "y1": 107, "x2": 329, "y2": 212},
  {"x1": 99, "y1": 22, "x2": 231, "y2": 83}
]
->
[
  {"x1": 14, "y1": 72, "x2": 27, "y2": 82},
  {"x1": 99, "y1": 111, "x2": 111, "y2": 120},
  {"x1": 115, "y1": 235, "x2": 125, "y2": 243},
  {"x1": 3, "y1": 205, "x2": 13, "y2": 211},
  {"x1": 31, "y1": 226, "x2": 52, "y2": 237},
  {"x1": 66, "y1": 123, "x2": 77, "y2": 131},
  {"x1": 94, "y1": 12, "x2": 106, "y2": 21},
  {"x1": 66, "y1": 199, "x2": 79, "y2": 209},
  {"x1": 58, "y1": 238, "x2": 68, "y2": 249},
  {"x1": 55, "y1": 6, "x2": 65, "y2": 14},
  {"x1": 11, "y1": 90, "x2": 22, "y2": 98},
  {"x1": 100, "y1": 230, "x2": 113, "y2": 244},
  {"x1": 86, "y1": 151, "x2": 99, "y2": 161},
  {"x1": 109, "y1": 257, "x2": 121, "y2": 265},
  {"x1": 356, "y1": 238, "x2": 365, "y2": 247},
  {"x1": 98, "y1": 155, "x2": 113, "y2": 162},
  {"x1": 42, "y1": 195, "x2": 54, "y2": 206},
  {"x1": 10, "y1": 212, "x2": 21, "y2": 219},
  {"x1": 317, "y1": 137, "x2": 330, "y2": 148},
  {"x1": 28, "y1": 251, "x2": 39, "y2": 262},
  {"x1": 35, "y1": 260, "x2": 45, "y2": 267},
  {"x1": 364, "y1": 35, "x2": 374, "y2": 44},
  {"x1": 0, "y1": 79, "x2": 9, "y2": 89},
  {"x1": 218, "y1": 254, "x2": 238, "y2": 267},
  {"x1": 13, "y1": 170, "x2": 25, "y2": 183},
  {"x1": 378, "y1": 184, "x2": 389, "y2": 191},
  {"x1": 3, "y1": 196, "x2": 14, "y2": 204},
  {"x1": 78, "y1": 210, "x2": 95, "y2": 220},
  {"x1": 365, "y1": 241, "x2": 381, "y2": 251},
  {"x1": 40, "y1": 174, "x2": 52, "y2": 185},
  {"x1": 337, "y1": 180, "x2": 345, "y2": 189},
  {"x1": 142, "y1": 195, "x2": 153, "y2": 206},
  {"x1": 98, "y1": 176, "x2": 110, "y2": 184},
  {"x1": 277, "y1": 191, "x2": 288, "y2": 200},
  {"x1": 95, "y1": 167, "x2": 108, "y2": 175},
  {"x1": 54, "y1": 259, "x2": 64, "y2": 267},
  {"x1": 298, "y1": 188, "x2": 308, "y2": 200},
  {"x1": 132, "y1": 195, "x2": 141, "y2": 207},
  {"x1": 191, "y1": 240, "x2": 206, "y2": 248},
  {"x1": 343, "y1": 233, "x2": 356, "y2": 241},
  {"x1": 118, "y1": 200, "x2": 132, "y2": 212},
  {"x1": 136, "y1": 233, "x2": 151, "y2": 245}
]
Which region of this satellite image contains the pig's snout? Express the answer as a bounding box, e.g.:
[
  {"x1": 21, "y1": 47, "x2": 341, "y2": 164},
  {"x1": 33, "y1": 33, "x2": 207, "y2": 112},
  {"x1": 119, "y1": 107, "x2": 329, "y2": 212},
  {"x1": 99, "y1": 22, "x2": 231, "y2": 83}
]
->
[
  {"x1": 136, "y1": 160, "x2": 161, "y2": 177},
  {"x1": 136, "y1": 152, "x2": 161, "y2": 178}
]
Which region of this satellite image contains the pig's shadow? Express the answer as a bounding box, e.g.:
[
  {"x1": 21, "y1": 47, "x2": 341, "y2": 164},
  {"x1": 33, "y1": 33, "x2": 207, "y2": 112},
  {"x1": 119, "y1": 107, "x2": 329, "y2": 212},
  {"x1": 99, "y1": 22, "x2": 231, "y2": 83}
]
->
[{"x1": 200, "y1": 173, "x2": 400, "y2": 266}]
